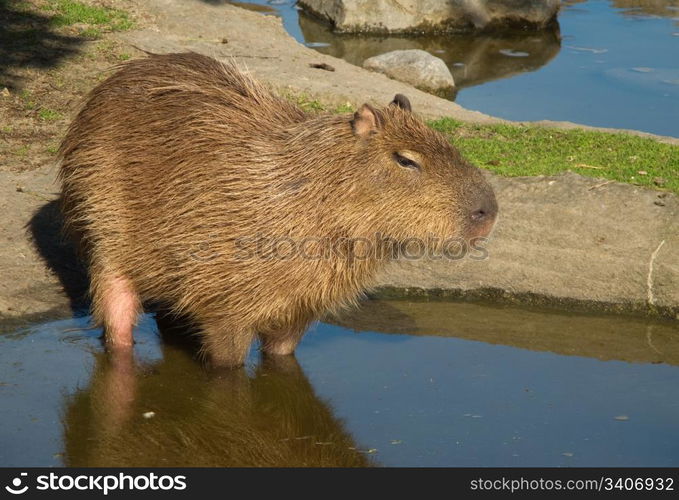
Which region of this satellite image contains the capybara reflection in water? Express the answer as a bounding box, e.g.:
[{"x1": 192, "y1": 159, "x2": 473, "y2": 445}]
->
[
  {"x1": 59, "y1": 52, "x2": 497, "y2": 367},
  {"x1": 63, "y1": 340, "x2": 374, "y2": 467}
]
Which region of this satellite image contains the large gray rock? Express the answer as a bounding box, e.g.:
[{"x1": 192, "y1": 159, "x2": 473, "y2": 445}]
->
[
  {"x1": 363, "y1": 49, "x2": 455, "y2": 92},
  {"x1": 298, "y1": 0, "x2": 561, "y2": 34}
]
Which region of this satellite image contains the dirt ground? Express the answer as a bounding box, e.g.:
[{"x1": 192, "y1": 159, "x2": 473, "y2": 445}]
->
[
  {"x1": 0, "y1": 0, "x2": 150, "y2": 325},
  {"x1": 0, "y1": 1, "x2": 151, "y2": 174}
]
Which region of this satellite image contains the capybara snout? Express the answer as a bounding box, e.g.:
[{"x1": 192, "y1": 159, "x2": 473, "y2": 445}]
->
[
  {"x1": 58, "y1": 52, "x2": 497, "y2": 367},
  {"x1": 465, "y1": 174, "x2": 499, "y2": 240}
]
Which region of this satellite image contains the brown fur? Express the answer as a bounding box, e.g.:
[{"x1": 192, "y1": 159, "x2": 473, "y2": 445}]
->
[{"x1": 58, "y1": 52, "x2": 497, "y2": 367}]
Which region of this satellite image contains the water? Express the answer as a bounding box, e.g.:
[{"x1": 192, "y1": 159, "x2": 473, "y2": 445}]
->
[
  {"x1": 230, "y1": 0, "x2": 679, "y2": 137},
  {"x1": 2, "y1": 299, "x2": 678, "y2": 467}
]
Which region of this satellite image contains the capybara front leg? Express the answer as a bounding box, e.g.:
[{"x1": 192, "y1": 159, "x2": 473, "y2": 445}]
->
[
  {"x1": 200, "y1": 319, "x2": 255, "y2": 369},
  {"x1": 92, "y1": 273, "x2": 141, "y2": 349},
  {"x1": 258, "y1": 322, "x2": 309, "y2": 357}
]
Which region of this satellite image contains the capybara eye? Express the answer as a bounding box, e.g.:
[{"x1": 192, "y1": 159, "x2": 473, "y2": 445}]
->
[{"x1": 394, "y1": 153, "x2": 420, "y2": 170}]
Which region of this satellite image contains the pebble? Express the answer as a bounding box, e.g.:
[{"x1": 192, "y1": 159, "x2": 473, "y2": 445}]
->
[
  {"x1": 499, "y1": 49, "x2": 530, "y2": 57},
  {"x1": 309, "y1": 62, "x2": 335, "y2": 72}
]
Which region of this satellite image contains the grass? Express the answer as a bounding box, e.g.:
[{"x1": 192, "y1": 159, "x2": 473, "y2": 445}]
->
[
  {"x1": 334, "y1": 102, "x2": 354, "y2": 113},
  {"x1": 38, "y1": 108, "x2": 62, "y2": 121},
  {"x1": 20, "y1": 89, "x2": 35, "y2": 110},
  {"x1": 290, "y1": 96, "x2": 678, "y2": 195},
  {"x1": 429, "y1": 118, "x2": 679, "y2": 194},
  {"x1": 45, "y1": 0, "x2": 134, "y2": 36},
  {"x1": 287, "y1": 92, "x2": 326, "y2": 113}
]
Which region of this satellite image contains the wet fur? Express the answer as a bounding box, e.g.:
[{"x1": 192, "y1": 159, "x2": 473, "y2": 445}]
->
[{"x1": 59, "y1": 52, "x2": 495, "y2": 366}]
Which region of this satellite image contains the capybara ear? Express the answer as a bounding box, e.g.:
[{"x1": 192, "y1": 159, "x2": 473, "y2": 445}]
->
[
  {"x1": 390, "y1": 94, "x2": 412, "y2": 112},
  {"x1": 351, "y1": 103, "x2": 382, "y2": 138}
]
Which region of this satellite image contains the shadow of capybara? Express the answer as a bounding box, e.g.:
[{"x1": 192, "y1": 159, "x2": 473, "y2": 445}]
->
[
  {"x1": 58, "y1": 52, "x2": 497, "y2": 367},
  {"x1": 28, "y1": 200, "x2": 89, "y2": 313}
]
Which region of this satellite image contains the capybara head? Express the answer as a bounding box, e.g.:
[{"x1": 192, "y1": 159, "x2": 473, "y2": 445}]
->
[{"x1": 317, "y1": 94, "x2": 497, "y2": 251}]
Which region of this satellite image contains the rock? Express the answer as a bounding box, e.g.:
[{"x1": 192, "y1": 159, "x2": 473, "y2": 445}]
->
[
  {"x1": 70, "y1": 23, "x2": 90, "y2": 33},
  {"x1": 298, "y1": 13, "x2": 561, "y2": 90},
  {"x1": 363, "y1": 50, "x2": 455, "y2": 92},
  {"x1": 298, "y1": 0, "x2": 561, "y2": 34}
]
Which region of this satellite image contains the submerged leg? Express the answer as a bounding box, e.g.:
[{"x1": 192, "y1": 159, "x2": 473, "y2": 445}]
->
[
  {"x1": 258, "y1": 321, "x2": 310, "y2": 357},
  {"x1": 200, "y1": 316, "x2": 256, "y2": 369}
]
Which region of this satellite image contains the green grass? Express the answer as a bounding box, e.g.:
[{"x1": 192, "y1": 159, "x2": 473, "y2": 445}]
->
[
  {"x1": 334, "y1": 102, "x2": 354, "y2": 113},
  {"x1": 429, "y1": 118, "x2": 679, "y2": 194},
  {"x1": 287, "y1": 92, "x2": 325, "y2": 113},
  {"x1": 46, "y1": 0, "x2": 133, "y2": 35},
  {"x1": 79, "y1": 26, "x2": 101, "y2": 38},
  {"x1": 20, "y1": 89, "x2": 35, "y2": 110},
  {"x1": 38, "y1": 108, "x2": 63, "y2": 121}
]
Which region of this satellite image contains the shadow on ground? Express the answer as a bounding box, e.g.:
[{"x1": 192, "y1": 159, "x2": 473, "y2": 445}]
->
[
  {"x1": 0, "y1": 0, "x2": 83, "y2": 90},
  {"x1": 28, "y1": 199, "x2": 89, "y2": 313},
  {"x1": 27, "y1": 200, "x2": 209, "y2": 340}
]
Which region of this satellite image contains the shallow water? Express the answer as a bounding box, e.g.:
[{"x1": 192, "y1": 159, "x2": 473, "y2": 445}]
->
[
  {"x1": 2, "y1": 299, "x2": 679, "y2": 467},
  {"x1": 231, "y1": 0, "x2": 679, "y2": 137}
]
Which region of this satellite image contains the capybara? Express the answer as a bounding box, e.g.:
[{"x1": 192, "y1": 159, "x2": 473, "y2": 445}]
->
[{"x1": 59, "y1": 52, "x2": 497, "y2": 367}]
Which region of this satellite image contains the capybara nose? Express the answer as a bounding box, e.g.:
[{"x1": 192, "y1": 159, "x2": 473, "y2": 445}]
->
[
  {"x1": 471, "y1": 207, "x2": 490, "y2": 222},
  {"x1": 468, "y1": 193, "x2": 498, "y2": 238},
  {"x1": 471, "y1": 195, "x2": 498, "y2": 222}
]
